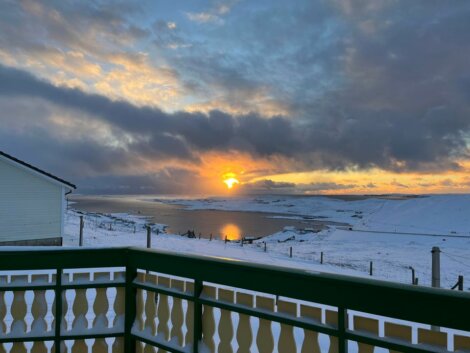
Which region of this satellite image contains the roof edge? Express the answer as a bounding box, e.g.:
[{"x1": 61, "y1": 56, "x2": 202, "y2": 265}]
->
[{"x1": 0, "y1": 151, "x2": 76, "y2": 190}]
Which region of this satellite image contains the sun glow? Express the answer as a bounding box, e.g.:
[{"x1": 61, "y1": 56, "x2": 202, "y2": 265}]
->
[{"x1": 223, "y1": 177, "x2": 239, "y2": 189}]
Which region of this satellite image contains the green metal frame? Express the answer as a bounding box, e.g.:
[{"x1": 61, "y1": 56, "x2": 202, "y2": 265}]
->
[{"x1": 0, "y1": 247, "x2": 469, "y2": 353}]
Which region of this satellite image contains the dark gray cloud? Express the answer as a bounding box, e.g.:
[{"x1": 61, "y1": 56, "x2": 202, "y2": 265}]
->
[
  {"x1": 304, "y1": 182, "x2": 356, "y2": 192},
  {"x1": 0, "y1": 1, "x2": 148, "y2": 56},
  {"x1": 241, "y1": 180, "x2": 357, "y2": 194},
  {"x1": 1, "y1": 1, "x2": 470, "y2": 194},
  {"x1": 242, "y1": 179, "x2": 296, "y2": 193},
  {"x1": 0, "y1": 64, "x2": 302, "y2": 158},
  {"x1": 0, "y1": 62, "x2": 469, "y2": 177},
  {"x1": 76, "y1": 169, "x2": 202, "y2": 195}
]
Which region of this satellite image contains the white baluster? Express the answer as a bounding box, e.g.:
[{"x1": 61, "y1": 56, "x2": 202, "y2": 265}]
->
[
  {"x1": 277, "y1": 299, "x2": 297, "y2": 353},
  {"x1": 93, "y1": 272, "x2": 110, "y2": 331},
  {"x1": 170, "y1": 279, "x2": 184, "y2": 346},
  {"x1": 202, "y1": 286, "x2": 216, "y2": 352},
  {"x1": 156, "y1": 276, "x2": 171, "y2": 353},
  {"x1": 236, "y1": 292, "x2": 254, "y2": 353},
  {"x1": 72, "y1": 273, "x2": 90, "y2": 332},
  {"x1": 325, "y1": 310, "x2": 338, "y2": 353},
  {"x1": 10, "y1": 275, "x2": 28, "y2": 336},
  {"x1": 185, "y1": 282, "x2": 194, "y2": 348},
  {"x1": 300, "y1": 305, "x2": 321, "y2": 353},
  {"x1": 256, "y1": 296, "x2": 275, "y2": 353},
  {"x1": 218, "y1": 288, "x2": 235, "y2": 353},
  {"x1": 31, "y1": 274, "x2": 49, "y2": 335}
]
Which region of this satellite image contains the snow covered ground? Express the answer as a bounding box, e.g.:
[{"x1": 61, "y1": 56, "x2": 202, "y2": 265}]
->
[{"x1": 64, "y1": 194, "x2": 470, "y2": 289}]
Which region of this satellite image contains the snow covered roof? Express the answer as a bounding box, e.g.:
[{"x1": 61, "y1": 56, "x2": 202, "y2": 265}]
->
[{"x1": 0, "y1": 150, "x2": 76, "y2": 190}]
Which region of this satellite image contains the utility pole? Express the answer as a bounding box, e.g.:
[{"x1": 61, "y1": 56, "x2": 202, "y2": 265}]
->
[
  {"x1": 147, "y1": 226, "x2": 151, "y2": 249},
  {"x1": 431, "y1": 247, "x2": 441, "y2": 288}
]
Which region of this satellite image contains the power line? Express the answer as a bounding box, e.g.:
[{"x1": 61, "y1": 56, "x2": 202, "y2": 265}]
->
[
  {"x1": 441, "y1": 252, "x2": 470, "y2": 269},
  {"x1": 441, "y1": 251, "x2": 470, "y2": 261}
]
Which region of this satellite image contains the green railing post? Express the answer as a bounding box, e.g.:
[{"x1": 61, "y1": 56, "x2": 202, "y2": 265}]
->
[
  {"x1": 338, "y1": 307, "x2": 348, "y2": 353},
  {"x1": 193, "y1": 279, "x2": 203, "y2": 353},
  {"x1": 54, "y1": 268, "x2": 63, "y2": 353},
  {"x1": 125, "y1": 265, "x2": 137, "y2": 353}
]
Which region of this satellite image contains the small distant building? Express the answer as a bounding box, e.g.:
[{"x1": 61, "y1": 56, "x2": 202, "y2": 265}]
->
[{"x1": 0, "y1": 151, "x2": 76, "y2": 245}]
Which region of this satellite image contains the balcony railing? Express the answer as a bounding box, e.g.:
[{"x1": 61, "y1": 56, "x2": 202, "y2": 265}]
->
[{"x1": 0, "y1": 247, "x2": 469, "y2": 353}]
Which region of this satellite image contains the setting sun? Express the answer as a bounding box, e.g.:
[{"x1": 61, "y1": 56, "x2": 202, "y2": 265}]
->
[{"x1": 223, "y1": 177, "x2": 239, "y2": 189}]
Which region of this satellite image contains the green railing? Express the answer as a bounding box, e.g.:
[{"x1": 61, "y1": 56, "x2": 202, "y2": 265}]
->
[{"x1": 0, "y1": 247, "x2": 469, "y2": 353}]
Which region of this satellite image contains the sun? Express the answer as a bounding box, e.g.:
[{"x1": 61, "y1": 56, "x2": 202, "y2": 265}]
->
[{"x1": 223, "y1": 177, "x2": 239, "y2": 189}]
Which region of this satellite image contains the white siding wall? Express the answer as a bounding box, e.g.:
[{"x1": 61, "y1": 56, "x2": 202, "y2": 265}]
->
[{"x1": 0, "y1": 159, "x2": 63, "y2": 242}]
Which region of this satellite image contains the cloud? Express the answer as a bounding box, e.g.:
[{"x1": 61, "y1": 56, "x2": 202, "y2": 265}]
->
[
  {"x1": 1, "y1": 1, "x2": 470, "y2": 194},
  {"x1": 0, "y1": 63, "x2": 469, "y2": 175},
  {"x1": 77, "y1": 168, "x2": 205, "y2": 195},
  {"x1": 186, "y1": 0, "x2": 238, "y2": 24},
  {"x1": 303, "y1": 182, "x2": 356, "y2": 192},
  {"x1": 390, "y1": 180, "x2": 409, "y2": 189},
  {"x1": 242, "y1": 179, "x2": 296, "y2": 192},
  {"x1": 241, "y1": 180, "x2": 357, "y2": 194},
  {"x1": 0, "y1": 1, "x2": 181, "y2": 108}
]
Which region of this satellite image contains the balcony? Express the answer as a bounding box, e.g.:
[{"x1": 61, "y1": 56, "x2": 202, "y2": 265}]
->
[{"x1": 0, "y1": 247, "x2": 469, "y2": 353}]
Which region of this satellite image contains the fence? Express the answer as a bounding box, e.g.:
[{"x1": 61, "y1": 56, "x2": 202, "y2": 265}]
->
[{"x1": 1, "y1": 247, "x2": 470, "y2": 353}]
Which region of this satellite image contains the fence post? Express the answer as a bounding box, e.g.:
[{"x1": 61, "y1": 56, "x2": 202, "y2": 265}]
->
[
  {"x1": 264, "y1": 242, "x2": 267, "y2": 252},
  {"x1": 321, "y1": 252, "x2": 323, "y2": 264},
  {"x1": 289, "y1": 247, "x2": 292, "y2": 258},
  {"x1": 458, "y1": 275, "x2": 464, "y2": 291},
  {"x1": 432, "y1": 247, "x2": 441, "y2": 288},
  {"x1": 146, "y1": 226, "x2": 151, "y2": 249},
  {"x1": 409, "y1": 266, "x2": 415, "y2": 284},
  {"x1": 369, "y1": 261, "x2": 373, "y2": 276},
  {"x1": 79, "y1": 216, "x2": 84, "y2": 246}
]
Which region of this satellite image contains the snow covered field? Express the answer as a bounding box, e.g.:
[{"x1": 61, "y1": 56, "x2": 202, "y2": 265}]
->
[{"x1": 64, "y1": 194, "x2": 470, "y2": 289}]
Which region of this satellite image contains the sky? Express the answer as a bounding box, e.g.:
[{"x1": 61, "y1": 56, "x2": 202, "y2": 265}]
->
[{"x1": 0, "y1": 0, "x2": 470, "y2": 195}]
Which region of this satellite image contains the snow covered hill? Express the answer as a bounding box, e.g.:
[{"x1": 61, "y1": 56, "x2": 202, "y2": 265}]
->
[{"x1": 64, "y1": 194, "x2": 470, "y2": 289}]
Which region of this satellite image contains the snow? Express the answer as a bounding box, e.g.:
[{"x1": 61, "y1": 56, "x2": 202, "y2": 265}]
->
[
  {"x1": 4, "y1": 192, "x2": 470, "y2": 353},
  {"x1": 63, "y1": 194, "x2": 470, "y2": 289}
]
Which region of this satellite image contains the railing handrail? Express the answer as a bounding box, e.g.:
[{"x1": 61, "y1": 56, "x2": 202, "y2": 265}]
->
[
  {"x1": 127, "y1": 247, "x2": 470, "y2": 332},
  {"x1": 1, "y1": 245, "x2": 470, "y2": 345}
]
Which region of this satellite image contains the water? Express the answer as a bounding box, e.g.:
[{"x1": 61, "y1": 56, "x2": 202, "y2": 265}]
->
[{"x1": 69, "y1": 195, "x2": 324, "y2": 240}]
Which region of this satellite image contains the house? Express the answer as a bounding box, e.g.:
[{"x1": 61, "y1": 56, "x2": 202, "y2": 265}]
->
[{"x1": 0, "y1": 150, "x2": 75, "y2": 245}]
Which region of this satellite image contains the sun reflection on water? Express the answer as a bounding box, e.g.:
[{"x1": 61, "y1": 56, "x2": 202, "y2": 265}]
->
[{"x1": 220, "y1": 223, "x2": 242, "y2": 240}]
